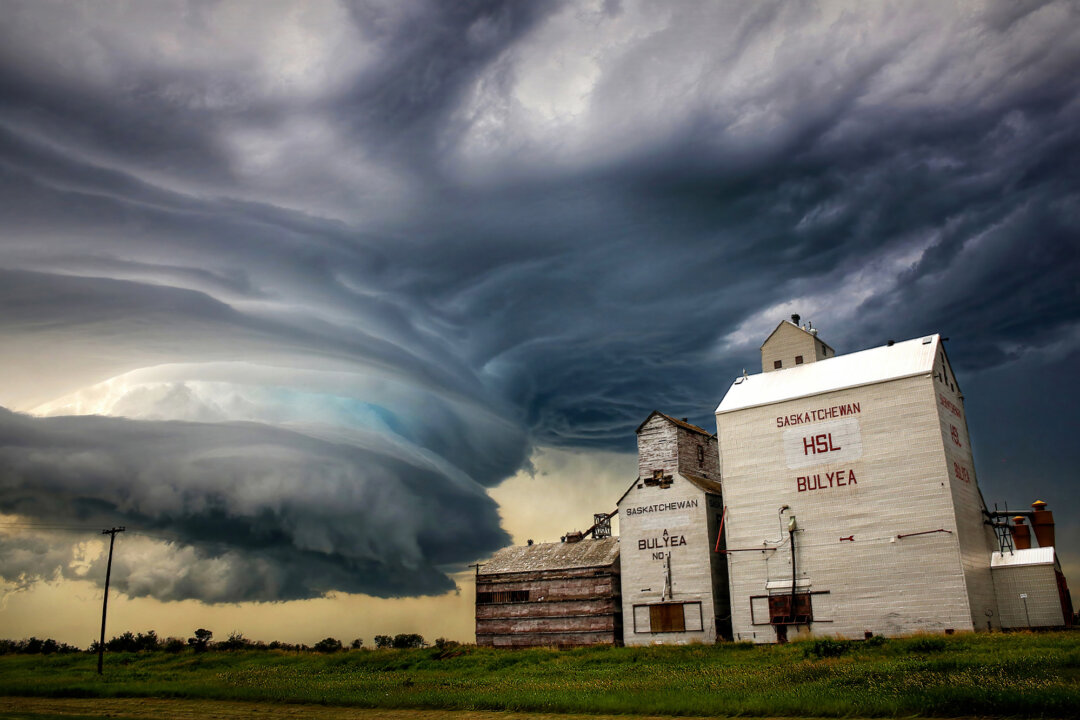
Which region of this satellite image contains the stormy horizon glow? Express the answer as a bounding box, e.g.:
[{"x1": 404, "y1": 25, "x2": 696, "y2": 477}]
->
[{"x1": 1, "y1": 0, "x2": 1077, "y2": 642}]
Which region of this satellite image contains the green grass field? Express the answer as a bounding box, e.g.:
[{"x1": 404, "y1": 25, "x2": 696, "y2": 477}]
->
[{"x1": 1, "y1": 632, "x2": 1078, "y2": 718}]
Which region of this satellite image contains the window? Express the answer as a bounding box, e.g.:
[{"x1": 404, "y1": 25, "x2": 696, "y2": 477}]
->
[
  {"x1": 773, "y1": 360, "x2": 782, "y2": 369},
  {"x1": 476, "y1": 590, "x2": 529, "y2": 604},
  {"x1": 795, "y1": 355, "x2": 804, "y2": 365},
  {"x1": 634, "y1": 602, "x2": 703, "y2": 633},
  {"x1": 696, "y1": 445, "x2": 704, "y2": 465},
  {"x1": 767, "y1": 593, "x2": 813, "y2": 624},
  {"x1": 650, "y1": 603, "x2": 685, "y2": 632}
]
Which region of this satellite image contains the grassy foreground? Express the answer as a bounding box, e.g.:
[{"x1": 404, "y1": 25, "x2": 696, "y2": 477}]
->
[{"x1": 1, "y1": 632, "x2": 1078, "y2": 718}]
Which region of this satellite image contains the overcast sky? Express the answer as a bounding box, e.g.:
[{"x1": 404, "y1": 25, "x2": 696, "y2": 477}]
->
[{"x1": 1, "y1": 0, "x2": 1077, "y2": 643}]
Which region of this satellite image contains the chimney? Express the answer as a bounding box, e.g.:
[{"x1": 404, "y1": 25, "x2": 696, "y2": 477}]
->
[
  {"x1": 1030, "y1": 500, "x2": 1055, "y2": 547},
  {"x1": 1011, "y1": 516, "x2": 1031, "y2": 550}
]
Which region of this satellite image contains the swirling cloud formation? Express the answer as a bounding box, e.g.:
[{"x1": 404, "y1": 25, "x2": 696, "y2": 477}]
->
[{"x1": 1, "y1": 0, "x2": 1078, "y2": 600}]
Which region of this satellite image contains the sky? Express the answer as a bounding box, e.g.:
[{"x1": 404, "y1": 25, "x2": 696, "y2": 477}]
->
[{"x1": 0, "y1": 0, "x2": 1077, "y2": 646}]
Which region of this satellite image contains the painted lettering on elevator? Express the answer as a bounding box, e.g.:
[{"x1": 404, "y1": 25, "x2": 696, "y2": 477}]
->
[
  {"x1": 796, "y1": 468, "x2": 858, "y2": 492},
  {"x1": 783, "y1": 417, "x2": 863, "y2": 469}
]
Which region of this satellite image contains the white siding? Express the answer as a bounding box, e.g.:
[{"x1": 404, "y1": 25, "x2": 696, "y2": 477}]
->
[
  {"x1": 992, "y1": 563, "x2": 1065, "y2": 628},
  {"x1": 932, "y1": 347, "x2": 1001, "y2": 629},
  {"x1": 760, "y1": 322, "x2": 831, "y2": 373},
  {"x1": 717, "y1": 374, "x2": 975, "y2": 642},
  {"x1": 619, "y1": 476, "x2": 719, "y2": 645}
]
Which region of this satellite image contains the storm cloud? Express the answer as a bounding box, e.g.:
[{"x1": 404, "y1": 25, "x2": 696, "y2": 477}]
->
[{"x1": 1, "y1": 0, "x2": 1078, "y2": 601}]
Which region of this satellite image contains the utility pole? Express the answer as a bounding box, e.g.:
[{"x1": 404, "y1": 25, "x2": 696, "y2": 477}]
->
[{"x1": 97, "y1": 527, "x2": 125, "y2": 675}]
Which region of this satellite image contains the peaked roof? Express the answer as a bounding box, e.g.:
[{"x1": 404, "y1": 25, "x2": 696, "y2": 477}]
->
[
  {"x1": 718, "y1": 334, "x2": 941, "y2": 414},
  {"x1": 760, "y1": 319, "x2": 834, "y2": 352},
  {"x1": 479, "y1": 537, "x2": 620, "y2": 575},
  {"x1": 636, "y1": 410, "x2": 714, "y2": 438}
]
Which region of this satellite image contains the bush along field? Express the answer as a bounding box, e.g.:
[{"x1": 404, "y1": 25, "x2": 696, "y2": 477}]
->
[{"x1": 0, "y1": 632, "x2": 1078, "y2": 718}]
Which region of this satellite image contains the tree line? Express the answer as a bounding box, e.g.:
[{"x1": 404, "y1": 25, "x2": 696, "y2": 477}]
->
[{"x1": 0, "y1": 630, "x2": 460, "y2": 655}]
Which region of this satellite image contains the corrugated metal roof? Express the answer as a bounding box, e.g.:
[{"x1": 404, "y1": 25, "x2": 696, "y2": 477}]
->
[
  {"x1": 991, "y1": 547, "x2": 1056, "y2": 568},
  {"x1": 682, "y1": 472, "x2": 724, "y2": 496},
  {"x1": 479, "y1": 537, "x2": 620, "y2": 575},
  {"x1": 717, "y1": 334, "x2": 941, "y2": 414}
]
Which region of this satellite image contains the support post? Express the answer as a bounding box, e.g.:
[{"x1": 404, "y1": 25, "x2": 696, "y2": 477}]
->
[{"x1": 97, "y1": 527, "x2": 125, "y2": 675}]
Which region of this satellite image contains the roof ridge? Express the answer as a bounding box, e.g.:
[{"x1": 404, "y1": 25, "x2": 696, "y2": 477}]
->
[{"x1": 638, "y1": 410, "x2": 714, "y2": 437}]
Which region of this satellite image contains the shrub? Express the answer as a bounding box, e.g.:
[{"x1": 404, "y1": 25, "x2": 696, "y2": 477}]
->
[
  {"x1": 106, "y1": 632, "x2": 138, "y2": 652},
  {"x1": 350, "y1": 638, "x2": 364, "y2": 650},
  {"x1": 188, "y1": 629, "x2": 213, "y2": 653},
  {"x1": 905, "y1": 636, "x2": 947, "y2": 653},
  {"x1": 374, "y1": 635, "x2": 393, "y2": 649},
  {"x1": 313, "y1": 637, "x2": 343, "y2": 653},
  {"x1": 162, "y1": 637, "x2": 185, "y2": 653},
  {"x1": 218, "y1": 632, "x2": 250, "y2": 651},
  {"x1": 0, "y1": 638, "x2": 81, "y2": 655},
  {"x1": 392, "y1": 633, "x2": 425, "y2": 649},
  {"x1": 433, "y1": 637, "x2": 458, "y2": 651},
  {"x1": 802, "y1": 638, "x2": 851, "y2": 658},
  {"x1": 864, "y1": 634, "x2": 887, "y2": 647}
]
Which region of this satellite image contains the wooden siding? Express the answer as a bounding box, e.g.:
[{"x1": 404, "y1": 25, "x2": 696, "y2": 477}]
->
[{"x1": 475, "y1": 563, "x2": 621, "y2": 647}]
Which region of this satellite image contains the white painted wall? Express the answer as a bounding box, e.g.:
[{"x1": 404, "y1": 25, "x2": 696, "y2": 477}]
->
[
  {"x1": 992, "y1": 562, "x2": 1065, "y2": 628},
  {"x1": 933, "y1": 346, "x2": 1001, "y2": 630},
  {"x1": 717, "y1": 374, "x2": 977, "y2": 642},
  {"x1": 619, "y1": 476, "x2": 718, "y2": 645}
]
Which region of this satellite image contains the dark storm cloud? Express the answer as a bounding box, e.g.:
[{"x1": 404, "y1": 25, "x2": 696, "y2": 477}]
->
[
  {"x1": 0, "y1": 407, "x2": 508, "y2": 600},
  {"x1": 1, "y1": 0, "x2": 1078, "y2": 600}
]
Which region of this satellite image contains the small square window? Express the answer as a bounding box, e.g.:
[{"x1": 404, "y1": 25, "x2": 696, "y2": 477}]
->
[
  {"x1": 773, "y1": 360, "x2": 782, "y2": 369},
  {"x1": 795, "y1": 355, "x2": 804, "y2": 365}
]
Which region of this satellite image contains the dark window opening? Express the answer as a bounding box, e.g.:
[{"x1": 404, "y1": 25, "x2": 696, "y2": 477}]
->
[
  {"x1": 768, "y1": 593, "x2": 813, "y2": 625},
  {"x1": 696, "y1": 445, "x2": 705, "y2": 465},
  {"x1": 476, "y1": 589, "x2": 529, "y2": 604},
  {"x1": 795, "y1": 355, "x2": 804, "y2": 365},
  {"x1": 644, "y1": 469, "x2": 673, "y2": 488},
  {"x1": 773, "y1": 360, "x2": 783, "y2": 369},
  {"x1": 650, "y1": 603, "x2": 686, "y2": 633}
]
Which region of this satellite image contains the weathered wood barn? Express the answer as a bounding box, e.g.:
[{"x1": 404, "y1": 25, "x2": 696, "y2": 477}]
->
[
  {"x1": 618, "y1": 411, "x2": 730, "y2": 645},
  {"x1": 475, "y1": 537, "x2": 621, "y2": 647}
]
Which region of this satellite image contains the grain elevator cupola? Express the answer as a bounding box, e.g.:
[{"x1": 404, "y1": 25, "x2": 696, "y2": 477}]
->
[{"x1": 760, "y1": 315, "x2": 835, "y2": 373}]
